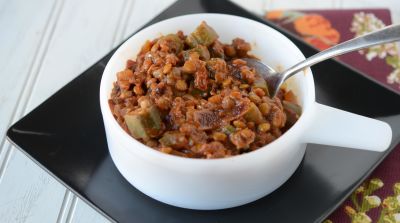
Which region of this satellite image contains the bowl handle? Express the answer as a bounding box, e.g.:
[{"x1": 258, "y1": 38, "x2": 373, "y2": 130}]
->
[{"x1": 303, "y1": 103, "x2": 392, "y2": 152}]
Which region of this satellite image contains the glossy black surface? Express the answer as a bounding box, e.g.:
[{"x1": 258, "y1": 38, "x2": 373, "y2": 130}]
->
[{"x1": 7, "y1": 0, "x2": 400, "y2": 222}]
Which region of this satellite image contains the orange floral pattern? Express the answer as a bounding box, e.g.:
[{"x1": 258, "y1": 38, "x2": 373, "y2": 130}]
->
[
  {"x1": 293, "y1": 14, "x2": 340, "y2": 50},
  {"x1": 266, "y1": 10, "x2": 340, "y2": 50}
]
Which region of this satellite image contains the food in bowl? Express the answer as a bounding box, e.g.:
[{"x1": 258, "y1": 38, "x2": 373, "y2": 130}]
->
[
  {"x1": 108, "y1": 22, "x2": 301, "y2": 159},
  {"x1": 101, "y1": 14, "x2": 391, "y2": 210}
]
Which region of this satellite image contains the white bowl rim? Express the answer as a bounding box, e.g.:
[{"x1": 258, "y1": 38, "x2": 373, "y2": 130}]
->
[{"x1": 100, "y1": 13, "x2": 315, "y2": 165}]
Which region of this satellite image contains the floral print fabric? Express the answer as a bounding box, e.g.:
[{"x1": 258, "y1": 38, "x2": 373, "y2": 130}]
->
[
  {"x1": 265, "y1": 9, "x2": 400, "y2": 223},
  {"x1": 265, "y1": 9, "x2": 400, "y2": 92}
]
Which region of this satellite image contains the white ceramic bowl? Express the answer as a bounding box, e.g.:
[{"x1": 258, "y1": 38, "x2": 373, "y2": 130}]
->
[{"x1": 100, "y1": 14, "x2": 392, "y2": 210}]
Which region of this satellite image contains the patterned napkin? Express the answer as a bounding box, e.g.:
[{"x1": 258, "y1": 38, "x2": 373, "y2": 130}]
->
[{"x1": 265, "y1": 9, "x2": 400, "y2": 223}]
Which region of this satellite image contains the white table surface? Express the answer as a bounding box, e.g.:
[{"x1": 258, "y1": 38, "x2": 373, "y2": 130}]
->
[{"x1": 1, "y1": 0, "x2": 399, "y2": 222}]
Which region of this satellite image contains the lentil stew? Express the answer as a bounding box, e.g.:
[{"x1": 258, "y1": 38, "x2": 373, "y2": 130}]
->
[{"x1": 108, "y1": 22, "x2": 302, "y2": 159}]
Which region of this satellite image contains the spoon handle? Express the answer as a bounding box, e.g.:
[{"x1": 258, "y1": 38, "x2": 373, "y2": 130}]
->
[{"x1": 280, "y1": 24, "x2": 400, "y2": 82}]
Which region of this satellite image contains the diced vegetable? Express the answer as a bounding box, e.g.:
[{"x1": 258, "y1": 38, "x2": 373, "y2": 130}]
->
[
  {"x1": 159, "y1": 131, "x2": 187, "y2": 149},
  {"x1": 185, "y1": 21, "x2": 218, "y2": 48},
  {"x1": 158, "y1": 34, "x2": 183, "y2": 53},
  {"x1": 183, "y1": 45, "x2": 210, "y2": 61},
  {"x1": 124, "y1": 114, "x2": 149, "y2": 140},
  {"x1": 145, "y1": 105, "x2": 162, "y2": 130},
  {"x1": 123, "y1": 105, "x2": 162, "y2": 140},
  {"x1": 222, "y1": 125, "x2": 236, "y2": 135},
  {"x1": 190, "y1": 88, "x2": 205, "y2": 96},
  {"x1": 185, "y1": 35, "x2": 198, "y2": 48},
  {"x1": 282, "y1": 100, "x2": 302, "y2": 116},
  {"x1": 283, "y1": 101, "x2": 301, "y2": 127},
  {"x1": 193, "y1": 45, "x2": 210, "y2": 60},
  {"x1": 253, "y1": 77, "x2": 269, "y2": 96},
  {"x1": 244, "y1": 102, "x2": 264, "y2": 124}
]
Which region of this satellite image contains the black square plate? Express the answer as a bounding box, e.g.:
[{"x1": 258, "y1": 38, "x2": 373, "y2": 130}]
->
[{"x1": 7, "y1": 0, "x2": 400, "y2": 222}]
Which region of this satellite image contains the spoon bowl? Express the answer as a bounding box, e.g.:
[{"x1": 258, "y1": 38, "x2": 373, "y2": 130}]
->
[{"x1": 241, "y1": 58, "x2": 282, "y2": 97}]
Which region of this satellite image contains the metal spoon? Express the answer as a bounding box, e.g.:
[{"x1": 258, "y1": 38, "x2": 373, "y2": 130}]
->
[{"x1": 244, "y1": 24, "x2": 400, "y2": 97}]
